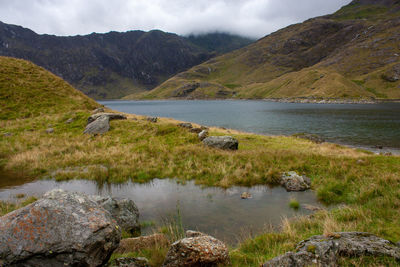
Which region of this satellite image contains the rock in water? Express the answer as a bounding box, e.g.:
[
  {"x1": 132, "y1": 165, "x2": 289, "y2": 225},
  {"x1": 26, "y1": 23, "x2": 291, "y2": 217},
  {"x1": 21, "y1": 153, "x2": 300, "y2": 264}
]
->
[
  {"x1": 89, "y1": 196, "x2": 140, "y2": 234},
  {"x1": 84, "y1": 115, "x2": 110, "y2": 135},
  {"x1": 280, "y1": 171, "x2": 311, "y2": 191},
  {"x1": 241, "y1": 192, "x2": 252, "y2": 199},
  {"x1": 263, "y1": 232, "x2": 400, "y2": 267},
  {"x1": 202, "y1": 136, "x2": 238, "y2": 150},
  {"x1": 162, "y1": 231, "x2": 229, "y2": 267},
  {"x1": 87, "y1": 113, "x2": 127, "y2": 124},
  {"x1": 0, "y1": 189, "x2": 121, "y2": 267}
]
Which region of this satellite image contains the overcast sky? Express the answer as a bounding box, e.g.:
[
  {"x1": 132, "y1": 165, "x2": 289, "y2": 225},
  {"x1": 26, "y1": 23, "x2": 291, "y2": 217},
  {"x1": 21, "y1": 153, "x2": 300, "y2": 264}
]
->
[{"x1": 0, "y1": 0, "x2": 352, "y2": 39}]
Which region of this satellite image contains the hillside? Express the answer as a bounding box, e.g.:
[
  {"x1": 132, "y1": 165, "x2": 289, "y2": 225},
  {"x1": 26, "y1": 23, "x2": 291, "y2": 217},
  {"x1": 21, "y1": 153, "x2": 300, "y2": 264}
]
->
[
  {"x1": 0, "y1": 23, "x2": 253, "y2": 100},
  {"x1": 135, "y1": 0, "x2": 400, "y2": 100},
  {"x1": 0, "y1": 56, "x2": 98, "y2": 119}
]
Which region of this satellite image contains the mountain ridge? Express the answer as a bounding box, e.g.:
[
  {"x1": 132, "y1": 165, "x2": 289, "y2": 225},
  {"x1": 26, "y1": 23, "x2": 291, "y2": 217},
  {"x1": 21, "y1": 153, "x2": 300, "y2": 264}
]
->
[
  {"x1": 0, "y1": 22, "x2": 253, "y2": 99},
  {"x1": 133, "y1": 0, "x2": 400, "y2": 100}
]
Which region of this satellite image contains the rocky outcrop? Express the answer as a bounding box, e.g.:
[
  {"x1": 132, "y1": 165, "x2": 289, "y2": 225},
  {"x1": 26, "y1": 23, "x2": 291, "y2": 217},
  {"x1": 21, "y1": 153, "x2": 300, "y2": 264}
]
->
[
  {"x1": 110, "y1": 257, "x2": 150, "y2": 267},
  {"x1": 0, "y1": 189, "x2": 121, "y2": 267},
  {"x1": 89, "y1": 196, "x2": 140, "y2": 234},
  {"x1": 382, "y1": 63, "x2": 400, "y2": 82},
  {"x1": 198, "y1": 130, "x2": 209, "y2": 141},
  {"x1": 87, "y1": 113, "x2": 127, "y2": 124},
  {"x1": 162, "y1": 231, "x2": 229, "y2": 267},
  {"x1": 172, "y1": 82, "x2": 200, "y2": 97},
  {"x1": 263, "y1": 232, "x2": 400, "y2": 267},
  {"x1": 115, "y1": 234, "x2": 169, "y2": 254},
  {"x1": 280, "y1": 171, "x2": 311, "y2": 191},
  {"x1": 84, "y1": 115, "x2": 110, "y2": 135},
  {"x1": 146, "y1": 117, "x2": 158, "y2": 123},
  {"x1": 92, "y1": 107, "x2": 105, "y2": 114},
  {"x1": 202, "y1": 136, "x2": 239, "y2": 150},
  {"x1": 178, "y1": 122, "x2": 193, "y2": 129}
]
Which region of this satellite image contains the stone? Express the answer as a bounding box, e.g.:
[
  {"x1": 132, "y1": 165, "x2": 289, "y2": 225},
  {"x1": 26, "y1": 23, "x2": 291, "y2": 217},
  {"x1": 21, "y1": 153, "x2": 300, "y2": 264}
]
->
[
  {"x1": 303, "y1": 204, "x2": 324, "y2": 211},
  {"x1": 280, "y1": 171, "x2": 311, "y2": 191},
  {"x1": 92, "y1": 107, "x2": 105, "y2": 114},
  {"x1": 89, "y1": 196, "x2": 140, "y2": 234},
  {"x1": 146, "y1": 117, "x2": 158, "y2": 123},
  {"x1": 263, "y1": 232, "x2": 400, "y2": 267},
  {"x1": 3, "y1": 132, "x2": 12, "y2": 137},
  {"x1": 87, "y1": 113, "x2": 127, "y2": 124},
  {"x1": 111, "y1": 257, "x2": 150, "y2": 267},
  {"x1": 178, "y1": 122, "x2": 193, "y2": 129},
  {"x1": 202, "y1": 136, "x2": 239, "y2": 150},
  {"x1": 189, "y1": 127, "x2": 203, "y2": 134},
  {"x1": 382, "y1": 63, "x2": 400, "y2": 82},
  {"x1": 46, "y1": 127, "x2": 54, "y2": 134},
  {"x1": 115, "y1": 234, "x2": 169, "y2": 254},
  {"x1": 0, "y1": 189, "x2": 121, "y2": 267},
  {"x1": 198, "y1": 130, "x2": 209, "y2": 141},
  {"x1": 84, "y1": 115, "x2": 110, "y2": 135},
  {"x1": 241, "y1": 192, "x2": 252, "y2": 199},
  {"x1": 66, "y1": 118, "x2": 74, "y2": 124},
  {"x1": 162, "y1": 231, "x2": 229, "y2": 267}
]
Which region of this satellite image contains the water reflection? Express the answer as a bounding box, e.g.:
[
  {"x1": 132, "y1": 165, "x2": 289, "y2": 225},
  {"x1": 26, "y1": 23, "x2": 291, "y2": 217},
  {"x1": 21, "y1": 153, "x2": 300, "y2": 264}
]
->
[{"x1": 0, "y1": 178, "x2": 322, "y2": 244}]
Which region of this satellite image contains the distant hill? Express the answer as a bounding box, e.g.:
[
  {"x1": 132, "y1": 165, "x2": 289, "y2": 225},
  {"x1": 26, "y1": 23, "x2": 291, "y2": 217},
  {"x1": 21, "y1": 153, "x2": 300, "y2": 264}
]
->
[
  {"x1": 135, "y1": 0, "x2": 400, "y2": 100},
  {"x1": 0, "y1": 22, "x2": 254, "y2": 99},
  {"x1": 0, "y1": 56, "x2": 98, "y2": 119}
]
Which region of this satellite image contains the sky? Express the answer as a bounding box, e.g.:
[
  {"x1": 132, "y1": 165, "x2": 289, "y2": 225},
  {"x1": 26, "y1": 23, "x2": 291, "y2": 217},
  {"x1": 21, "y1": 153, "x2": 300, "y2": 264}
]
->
[{"x1": 0, "y1": 0, "x2": 352, "y2": 39}]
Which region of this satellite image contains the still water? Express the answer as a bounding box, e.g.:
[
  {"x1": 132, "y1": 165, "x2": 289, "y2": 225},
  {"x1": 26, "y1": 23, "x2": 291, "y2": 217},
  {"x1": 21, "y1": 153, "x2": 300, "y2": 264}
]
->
[
  {"x1": 0, "y1": 178, "x2": 321, "y2": 244},
  {"x1": 100, "y1": 100, "x2": 400, "y2": 151}
]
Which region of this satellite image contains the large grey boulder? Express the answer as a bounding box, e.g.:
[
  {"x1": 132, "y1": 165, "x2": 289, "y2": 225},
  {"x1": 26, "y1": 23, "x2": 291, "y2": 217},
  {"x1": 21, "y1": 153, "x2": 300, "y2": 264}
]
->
[
  {"x1": 202, "y1": 136, "x2": 238, "y2": 150},
  {"x1": 87, "y1": 113, "x2": 127, "y2": 124},
  {"x1": 198, "y1": 130, "x2": 209, "y2": 141},
  {"x1": 162, "y1": 231, "x2": 229, "y2": 267},
  {"x1": 89, "y1": 195, "x2": 140, "y2": 234},
  {"x1": 263, "y1": 232, "x2": 400, "y2": 267},
  {"x1": 280, "y1": 171, "x2": 311, "y2": 191},
  {"x1": 84, "y1": 115, "x2": 110, "y2": 135},
  {"x1": 0, "y1": 189, "x2": 121, "y2": 267}
]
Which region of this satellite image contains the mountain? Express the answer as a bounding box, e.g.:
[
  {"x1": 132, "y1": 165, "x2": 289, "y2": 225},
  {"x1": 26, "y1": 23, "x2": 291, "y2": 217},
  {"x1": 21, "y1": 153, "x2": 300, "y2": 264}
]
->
[
  {"x1": 135, "y1": 0, "x2": 400, "y2": 100},
  {"x1": 0, "y1": 23, "x2": 253, "y2": 100},
  {"x1": 186, "y1": 32, "x2": 254, "y2": 54},
  {"x1": 0, "y1": 56, "x2": 98, "y2": 120}
]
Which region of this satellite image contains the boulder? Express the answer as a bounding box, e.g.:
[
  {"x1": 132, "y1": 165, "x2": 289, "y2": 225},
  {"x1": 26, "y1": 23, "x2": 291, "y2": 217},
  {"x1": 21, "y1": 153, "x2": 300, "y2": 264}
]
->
[
  {"x1": 202, "y1": 136, "x2": 238, "y2": 150},
  {"x1": 115, "y1": 234, "x2": 169, "y2": 254},
  {"x1": 241, "y1": 192, "x2": 252, "y2": 199},
  {"x1": 162, "y1": 230, "x2": 229, "y2": 267},
  {"x1": 46, "y1": 128, "x2": 54, "y2": 134},
  {"x1": 87, "y1": 113, "x2": 127, "y2": 124},
  {"x1": 189, "y1": 127, "x2": 203, "y2": 134},
  {"x1": 66, "y1": 118, "x2": 74, "y2": 124},
  {"x1": 146, "y1": 117, "x2": 158, "y2": 123},
  {"x1": 0, "y1": 189, "x2": 121, "y2": 267},
  {"x1": 178, "y1": 122, "x2": 193, "y2": 129},
  {"x1": 111, "y1": 257, "x2": 150, "y2": 267},
  {"x1": 263, "y1": 232, "x2": 400, "y2": 267},
  {"x1": 89, "y1": 196, "x2": 140, "y2": 234},
  {"x1": 280, "y1": 171, "x2": 311, "y2": 191},
  {"x1": 84, "y1": 115, "x2": 110, "y2": 135},
  {"x1": 198, "y1": 130, "x2": 209, "y2": 141}
]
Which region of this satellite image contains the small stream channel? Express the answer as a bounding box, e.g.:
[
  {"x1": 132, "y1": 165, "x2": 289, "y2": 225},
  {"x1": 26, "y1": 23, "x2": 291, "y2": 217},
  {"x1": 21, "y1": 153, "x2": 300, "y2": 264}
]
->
[{"x1": 0, "y1": 177, "x2": 322, "y2": 244}]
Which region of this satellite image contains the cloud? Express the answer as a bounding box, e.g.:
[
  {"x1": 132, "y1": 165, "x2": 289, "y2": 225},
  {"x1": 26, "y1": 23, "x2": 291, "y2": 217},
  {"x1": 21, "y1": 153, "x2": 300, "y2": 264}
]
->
[{"x1": 0, "y1": 0, "x2": 352, "y2": 38}]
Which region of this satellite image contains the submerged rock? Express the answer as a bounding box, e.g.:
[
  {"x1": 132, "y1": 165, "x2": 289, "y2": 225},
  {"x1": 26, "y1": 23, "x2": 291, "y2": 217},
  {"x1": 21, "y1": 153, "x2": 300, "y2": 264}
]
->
[
  {"x1": 84, "y1": 115, "x2": 110, "y2": 134},
  {"x1": 87, "y1": 112, "x2": 127, "y2": 124},
  {"x1": 202, "y1": 136, "x2": 238, "y2": 150},
  {"x1": 280, "y1": 171, "x2": 311, "y2": 191},
  {"x1": 162, "y1": 230, "x2": 229, "y2": 267},
  {"x1": 263, "y1": 232, "x2": 400, "y2": 267},
  {"x1": 0, "y1": 189, "x2": 121, "y2": 267},
  {"x1": 89, "y1": 196, "x2": 140, "y2": 234}
]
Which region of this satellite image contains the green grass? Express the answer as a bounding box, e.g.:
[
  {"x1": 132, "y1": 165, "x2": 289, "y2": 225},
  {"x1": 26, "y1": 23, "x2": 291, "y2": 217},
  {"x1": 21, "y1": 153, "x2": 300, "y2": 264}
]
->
[{"x1": 289, "y1": 198, "x2": 300, "y2": 210}]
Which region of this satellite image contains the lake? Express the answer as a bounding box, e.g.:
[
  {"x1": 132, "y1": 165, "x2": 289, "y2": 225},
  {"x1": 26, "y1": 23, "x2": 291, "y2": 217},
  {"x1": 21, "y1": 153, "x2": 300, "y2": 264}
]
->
[{"x1": 100, "y1": 100, "x2": 400, "y2": 153}]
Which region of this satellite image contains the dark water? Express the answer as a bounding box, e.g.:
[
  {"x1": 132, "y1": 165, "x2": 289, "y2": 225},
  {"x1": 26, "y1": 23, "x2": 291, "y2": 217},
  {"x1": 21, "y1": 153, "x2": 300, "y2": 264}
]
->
[
  {"x1": 100, "y1": 100, "x2": 400, "y2": 151},
  {"x1": 0, "y1": 178, "x2": 321, "y2": 244}
]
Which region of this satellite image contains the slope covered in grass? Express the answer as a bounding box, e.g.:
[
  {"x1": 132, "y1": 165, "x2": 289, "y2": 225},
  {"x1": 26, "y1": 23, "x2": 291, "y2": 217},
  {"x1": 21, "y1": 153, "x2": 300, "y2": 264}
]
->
[
  {"x1": 0, "y1": 56, "x2": 99, "y2": 119},
  {"x1": 132, "y1": 0, "x2": 400, "y2": 100}
]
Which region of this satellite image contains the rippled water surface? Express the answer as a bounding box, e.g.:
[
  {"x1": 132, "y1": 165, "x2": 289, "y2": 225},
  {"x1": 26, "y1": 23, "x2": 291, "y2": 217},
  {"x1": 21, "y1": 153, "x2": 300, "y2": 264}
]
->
[{"x1": 100, "y1": 100, "x2": 400, "y2": 151}]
